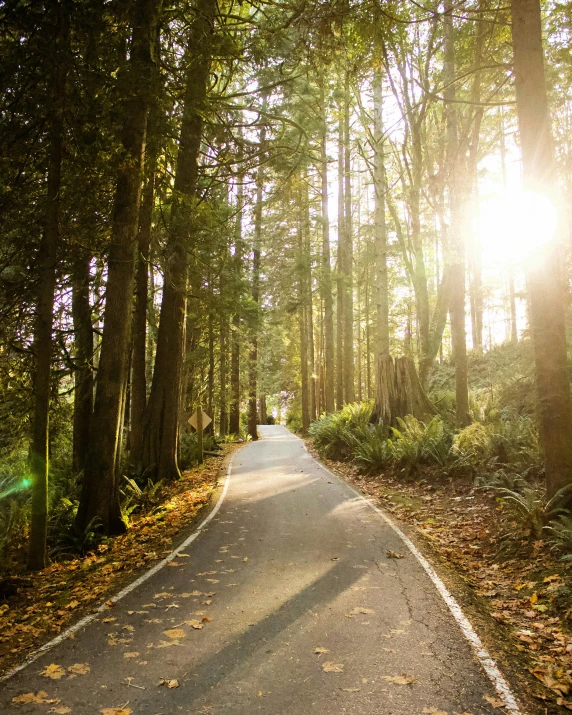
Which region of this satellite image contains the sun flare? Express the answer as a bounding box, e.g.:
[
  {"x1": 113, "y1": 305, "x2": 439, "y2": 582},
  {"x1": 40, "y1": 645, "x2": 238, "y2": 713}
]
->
[{"x1": 479, "y1": 190, "x2": 558, "y2": 266}]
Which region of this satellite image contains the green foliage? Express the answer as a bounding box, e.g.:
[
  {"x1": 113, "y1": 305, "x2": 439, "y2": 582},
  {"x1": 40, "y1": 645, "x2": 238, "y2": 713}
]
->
[
  {"x1": 309, "y1": 402, "x2": 374, "y2": 460},
  {"x1": 352, "y1": 423, "x2": 391, "y2": 470},
  {"x1": 178, "y1": 431, "x2": 217, "y2": 470},
  {"x1": 452, "y1": 412, "x2": 541, "y2": 476},
  {"x1": 49, "y1": 516, "x2": 103, "y2": 559},
  {"x1": 121, "y1": 476, "x2": 164, "y2": 520},
  {"x1": 488, "y1": 483, "x2": 572, "y2": 542},
  {"x1": 389, "y1": 416, "x2": 453, "y2": 469}
]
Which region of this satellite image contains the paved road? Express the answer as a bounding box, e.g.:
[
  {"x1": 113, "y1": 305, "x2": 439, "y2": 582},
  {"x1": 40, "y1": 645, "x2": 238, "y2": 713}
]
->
[{"x1": 2, "y1": 426, "x2": 515, "y2": 714}]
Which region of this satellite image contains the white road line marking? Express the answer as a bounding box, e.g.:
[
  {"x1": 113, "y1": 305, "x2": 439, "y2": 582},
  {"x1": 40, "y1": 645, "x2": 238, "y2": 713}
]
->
[
  {"x1": 299, "y1": 435, "x2": 523, "y2": 714},
  {"x1": 0, "y1": 460, "x2": 234, "y2": 683}
]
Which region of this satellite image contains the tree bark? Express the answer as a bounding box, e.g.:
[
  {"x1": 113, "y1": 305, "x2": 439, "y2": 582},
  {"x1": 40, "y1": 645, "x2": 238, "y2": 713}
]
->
[
  {"x1": 510, "y1": 0, "x2": 572, "y2": 498},
  {"x1": 140, "y1": 0, "x2": 216, "y2": 479},
  {"x1": 72, "y1": 253, "x2": 93, "y2": 475},
  {"x1": 342, "y1": 73, "x2": 355, "y2": 404},
  {"x1": 373, "y1": 68, "x2": 390, "y2": 358},
  {"x1": 28, "y1": 0, "x2": 69, "y2": 570},
  {"x1": 76, "y1": 0, "x2": 164, "y2": 535},
  {"x1": 130, "y1": 108, "x2": 159, "y2": 461},
  {"x1": 336, "y1": 108, "x2": 345, "y2": 409},
  {"x1": 247, "y1": 111, "x2": 266, "y2": 441},
  {"x1": 445, "y1": 0, "x2": 470, "y2": 427},
  {"x1": 373, "y1": 354, "x2": 436, "y2": 427},
  {"x1": 229, "y1": 177, "x2": 243, "y2": 435},
  {"x1": 319, "y1": 77, "x2": 335, "y2": 413}
]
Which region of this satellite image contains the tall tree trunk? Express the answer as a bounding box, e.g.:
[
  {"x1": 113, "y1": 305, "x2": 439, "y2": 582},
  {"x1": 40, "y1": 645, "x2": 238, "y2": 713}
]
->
[
  {"x1": 445, "y1": 0, "x2": 470, "y2": 427},
  {"x1": 299, "y1": 216, "x2": 310, "y2": 433},
  {"x1": 219, "y1": 273, "x2": 229, "y2": 436},
  {"x1": 302, "y1": 178, "x2": 317, "y2": 421},
  {"x1": 130, "y1": 109, "x2": 159, "y2": 461},
  {"x1": 342, "y1": 73, "x2": 355, "y2": 404},
  {"x1": 247, "y1": 113, "x2": 266, "y2": 441},
  {"x1": 229, "y1": 178, "x2": 243, "y2": 435},
  {"x1": 77, "y1": 0, "x2": 164, "y2": 534},
  {"x1": 336, "y1": 108, "x2": 345, "y2": 410},
  {"x1": 140, "y1": 0, "x2": 216, "y2": 480},
  {"x1": 510, "y1": 0, "x2": 572, "y2": 498},
  {"x1": 72, "y1": 253, "x2": 93, "y2": 475},
  {"x1": 373, "y1": 68, "x2": 390, "y2": 358},
  {"x1": 28, "y1": 0, "x2": 69, "y2": 569},
  {"x1": 319, "y1": 78, "x2": 335, "y2": 413}
]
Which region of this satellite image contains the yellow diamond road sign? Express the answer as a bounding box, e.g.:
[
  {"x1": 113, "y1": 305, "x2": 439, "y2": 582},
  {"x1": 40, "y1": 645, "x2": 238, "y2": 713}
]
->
[{"x1": 188, "y1": 410, "x2": 212, "y2": 431}]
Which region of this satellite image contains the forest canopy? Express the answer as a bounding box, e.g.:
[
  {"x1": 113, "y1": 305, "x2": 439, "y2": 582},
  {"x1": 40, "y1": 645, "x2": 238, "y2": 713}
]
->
[{"x1": 0, "y1": 0, "x2": 571, "y2": 576}]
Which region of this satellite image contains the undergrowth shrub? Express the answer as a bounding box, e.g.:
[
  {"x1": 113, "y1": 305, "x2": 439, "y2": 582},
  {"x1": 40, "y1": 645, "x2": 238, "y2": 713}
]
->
[
  {"x1": 309, "y1": 402, "x2": 374, "y2": 460},
  {"x1": 389, "y1": 416, "x2": 453, "y2": 469},
  {"x1": 452, "y1": 412, "x2": 541, "y2": 476},
  {"x1": 178, "y1": 431, "x2": 217, "y2": 469}
]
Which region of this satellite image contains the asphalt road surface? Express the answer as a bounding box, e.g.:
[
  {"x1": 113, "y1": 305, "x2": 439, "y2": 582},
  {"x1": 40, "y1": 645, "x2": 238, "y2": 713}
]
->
[{"x1": 2, "y1": 425, "x2": 518, "y2": 714}]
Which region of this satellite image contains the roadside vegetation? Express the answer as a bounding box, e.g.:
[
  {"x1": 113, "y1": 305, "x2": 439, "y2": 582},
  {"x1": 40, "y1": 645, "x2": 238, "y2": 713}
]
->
[{"x1": 304, "y1": 340, "x2": 572, "y2": 710}]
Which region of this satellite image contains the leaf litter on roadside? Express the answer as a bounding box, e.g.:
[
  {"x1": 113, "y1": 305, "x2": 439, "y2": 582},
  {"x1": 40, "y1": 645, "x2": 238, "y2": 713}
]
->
[
  {"x1": 381, "y1": 674, "x2": 416, "y2": 685},
  {"x1": 322, "y1": 661, "x2": 344, "y2": 672},
  {"x1": 0, "y1": 455, "x2": 229, "y2": 677}
]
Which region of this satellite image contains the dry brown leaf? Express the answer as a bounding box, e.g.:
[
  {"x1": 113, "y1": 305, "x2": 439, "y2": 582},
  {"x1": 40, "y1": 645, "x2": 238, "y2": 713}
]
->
[
  {"x1": 483, "y1": 694, "x2": 506, "y2": 708},
  {"x1": 49, "y1": 707, "x2": 72, "y2": 714},
  {"x1": 322, "y1": 661, "x2": 344, "y2": 673},
  {"x1": 381, "y1": 674, "x2": 416, "y2": 685},
  {"x1": 123, "y1": 652, "x2": 139, "y2": 659},
  {"x1": 100, "y1": 709, "x2": 133, "y2": 715},
  {"x1": 557, "y1": 697, "x2": 572, "y2": 711},
  {"x1": 159, "y1": 678, "x2": 179, "y2": 688},
  {"x1": 386, "y1": 551, "x2": 405, "y2": 559},
  {"x1": 341, "y1": 687, "x2": 360, "y2": 692},
  {"x1": 154, "y1": 592, "x2": 171, "y2": 599},
  {"x1": 163, "y1": 628, "x2": 186, "y2": 639},
  {"x1": 67, "y1": 663, "x2": 90, "y2": 676},
  {"x1": 314, "y1": 647, "x2": 329, "y2": 654},
  {"x1": 40, "y1": 664, "x2": 67, "y2": 680},
  {"x1": 183, "y1": 619, "x2": 203, "y2": 629},
  {"x1": 12, "y1": 691, "x2": 56, "y2": 704},
  {"x1": 347, "y1": 607, "x2": 375, "y2": 617}
]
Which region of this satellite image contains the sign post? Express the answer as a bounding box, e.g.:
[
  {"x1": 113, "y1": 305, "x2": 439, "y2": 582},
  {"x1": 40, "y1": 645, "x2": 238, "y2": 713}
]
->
[
  {"x1": 188, "y1": 407, "x2": 212, "y2": 465},
  {"x1": 197, "y1": 405, "x2": 203, "y2": 465}
]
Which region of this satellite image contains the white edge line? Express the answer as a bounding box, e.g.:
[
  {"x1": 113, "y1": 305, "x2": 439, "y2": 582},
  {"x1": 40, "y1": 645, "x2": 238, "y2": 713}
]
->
[
  {"x1": 0, "y1": 459, "x2": 234, "y2": 684},
  {"x1": 299, "y1": 437, "x2": 522, "y2": 714}
]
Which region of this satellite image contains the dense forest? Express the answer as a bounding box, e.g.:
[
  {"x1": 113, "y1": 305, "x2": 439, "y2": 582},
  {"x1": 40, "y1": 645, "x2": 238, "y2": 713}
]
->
[{"x1": 1, "y1": 0, "x2": 571, "y2": 593}]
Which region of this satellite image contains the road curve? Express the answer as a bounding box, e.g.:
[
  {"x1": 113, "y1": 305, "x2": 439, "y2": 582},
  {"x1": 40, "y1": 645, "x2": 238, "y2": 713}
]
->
[{"x1": 2, "y1": 425, "x2": 517, "y2": 714}]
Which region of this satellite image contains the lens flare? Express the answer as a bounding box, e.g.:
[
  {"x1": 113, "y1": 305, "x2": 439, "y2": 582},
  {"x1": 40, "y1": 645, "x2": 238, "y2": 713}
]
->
[
  {"x1": 479, "y1": 190, "x2": 558, "y2": 266},
  {"x1": 0, "y1": 477, "x2": 33, "y2": 501}
]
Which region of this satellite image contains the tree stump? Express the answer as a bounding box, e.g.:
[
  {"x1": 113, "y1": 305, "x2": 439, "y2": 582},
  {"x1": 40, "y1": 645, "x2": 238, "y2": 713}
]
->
[{"x1": 372, "y1": 354, "x2": 436, "y2": 426}]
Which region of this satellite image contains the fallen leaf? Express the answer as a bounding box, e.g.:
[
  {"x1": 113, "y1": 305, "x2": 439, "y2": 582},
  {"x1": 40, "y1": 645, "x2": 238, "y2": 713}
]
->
[
  {"x1": 100, "y1": 709, "x2": 133, "y2": 715},
  {"x1": 347, "y1": 607, "x2": 375, "y2": 617},
  {"x1": 163, "y1": 628, "x2": 186, "y2": 639},
  {"x1": 341, "y1": 687, "x2": 360, "y2": 692},
  {"x1": 386, "y1": 551, "x2": 405, "y2": 559},
  {"x1": 243, "y1": 557, "x2": 248, "y2": 562},
  {"x1": 154, "y1": 592, "x2": 171, "y2": 599},
  {"x1": 483, "y1": 694, "x2": 506, "y2": 708},
  {"x1": 314, "y1": 647, "x2": 329, "y2": 654},
  {"x1": 67, "y1": 663, "x2": 90, "y2": 676},
  {"x1": 381, "y1": 674, "x2": 416, "y2": 685},
  {"x1": 49, "y1": 707, "x2": 72, "y2": 714},
  {"x1": 159, "y1": 678, "x2": 179, "y2": 688},
  {"x1": 322, "y1": 661, "x2": 344, "y2": 673},
  {"x1": 124, "y1": 652, "x2": 139, "y2": 659},
  {"x1": 12, "y1": 691, "x2": 57, "y2": 704},
  {"x1": 40, "y1": 664, "x2": 67, "y2": 680}
]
